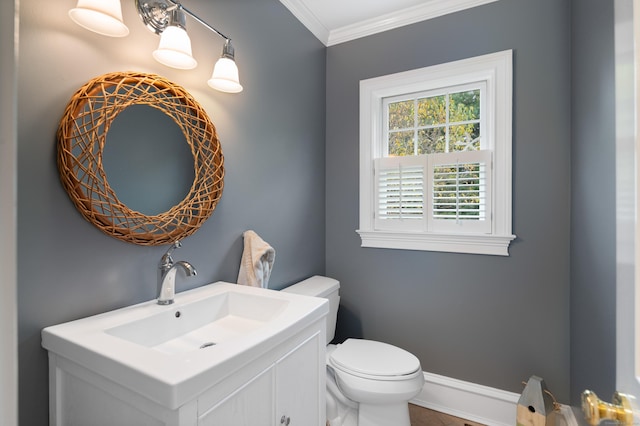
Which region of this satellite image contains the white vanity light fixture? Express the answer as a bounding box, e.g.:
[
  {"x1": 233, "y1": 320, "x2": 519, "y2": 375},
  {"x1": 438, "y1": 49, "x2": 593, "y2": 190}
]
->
[
  {"x1": 208, "y1": 40, "x2": 243, "y2": 93},
  {"x1": 69, "y1": 0, "x2": 130, "y2": 37},
  {"x1": 68, "y1": 0, "x2": 243, "y2": 93},
  {"x1": 152, "y1": 8, "x2": 197, "y2": 70}
]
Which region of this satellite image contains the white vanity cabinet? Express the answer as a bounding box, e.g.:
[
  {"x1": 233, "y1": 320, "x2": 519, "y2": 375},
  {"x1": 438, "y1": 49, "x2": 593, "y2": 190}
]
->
[
  {"x1": 200, "y1": 332, "x2": 321, "y2": 425},
  {"x1": 46, "y1": 299, "x2": 327, "y2": 426},
  {"x1": 275, "y1": 334, "x2": 322, "y2": 425}
]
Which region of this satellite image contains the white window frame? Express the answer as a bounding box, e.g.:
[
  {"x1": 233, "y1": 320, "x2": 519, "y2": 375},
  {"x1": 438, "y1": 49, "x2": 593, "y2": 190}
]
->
[{"x1": 357, "y1": 50, "x2": 515, "y2": 256}]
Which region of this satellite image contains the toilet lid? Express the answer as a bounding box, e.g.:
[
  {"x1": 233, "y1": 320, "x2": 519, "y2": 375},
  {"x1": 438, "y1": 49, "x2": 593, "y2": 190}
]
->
[{"x1": 329, "y1": 339, "x2": 421, "y2": 377}]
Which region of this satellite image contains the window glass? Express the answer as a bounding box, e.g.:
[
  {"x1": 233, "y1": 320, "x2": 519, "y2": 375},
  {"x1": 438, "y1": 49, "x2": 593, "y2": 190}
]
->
[
  {"x1": 386, "y1": 88, "x2": 482, "y2": 157},
  {"x1": 418, "y1": 95, "x2": 446, "y2": 126},
  {"x1": 418, "y1": 127, "x2": 446, "y2": 154},
  {"x1": 388, "y1": 100, "x2": 415, "y2": 129},
  {"x1": 388, "y1": 131, "x2": 415, "y2": 156}
]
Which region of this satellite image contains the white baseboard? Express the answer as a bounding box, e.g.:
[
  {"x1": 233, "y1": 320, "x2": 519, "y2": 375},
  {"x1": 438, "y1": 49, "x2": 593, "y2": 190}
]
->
[{"x1": 410, "y1": 372, "x2": 579, "y2": 426}]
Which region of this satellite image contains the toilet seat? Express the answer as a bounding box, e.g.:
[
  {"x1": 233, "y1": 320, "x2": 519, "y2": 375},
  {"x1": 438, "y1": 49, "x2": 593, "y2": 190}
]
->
[{"x1": 329, "y1": 339, "x2": 421, "y2": 381}]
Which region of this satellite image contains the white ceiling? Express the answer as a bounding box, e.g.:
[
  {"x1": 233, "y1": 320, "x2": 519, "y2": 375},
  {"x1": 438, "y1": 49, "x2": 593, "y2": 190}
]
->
[{"x1": 279, "y1": 0, "x2": 499, "y2": 46}]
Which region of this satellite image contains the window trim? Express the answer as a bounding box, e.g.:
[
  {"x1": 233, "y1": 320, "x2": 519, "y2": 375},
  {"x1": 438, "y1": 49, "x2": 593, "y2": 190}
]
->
[{"x1": 357, "y1": 50, "x2": 515, "y2": 256}]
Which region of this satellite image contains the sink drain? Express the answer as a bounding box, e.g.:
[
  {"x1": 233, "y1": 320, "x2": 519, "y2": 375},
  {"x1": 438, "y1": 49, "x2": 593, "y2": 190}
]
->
[{"x1": 199, "y1": 342, "x2": 216, "y2": 349}]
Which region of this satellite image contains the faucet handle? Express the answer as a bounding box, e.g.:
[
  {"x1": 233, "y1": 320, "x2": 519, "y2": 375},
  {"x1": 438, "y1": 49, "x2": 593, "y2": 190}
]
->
[{"x1": 160, "y1": 240, "x2": 182, "y2": 268}]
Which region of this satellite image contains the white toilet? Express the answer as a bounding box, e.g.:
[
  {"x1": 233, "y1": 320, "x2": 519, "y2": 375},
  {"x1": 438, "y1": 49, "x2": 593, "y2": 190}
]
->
[{"x1": 282, "y1": 276, "x2": 424, "y2": 426}]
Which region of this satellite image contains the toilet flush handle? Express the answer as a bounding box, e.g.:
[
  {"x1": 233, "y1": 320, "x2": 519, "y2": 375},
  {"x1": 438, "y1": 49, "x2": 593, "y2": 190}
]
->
[{"x1": 280, "y1": 415, "x2": 291, "y2": 425}]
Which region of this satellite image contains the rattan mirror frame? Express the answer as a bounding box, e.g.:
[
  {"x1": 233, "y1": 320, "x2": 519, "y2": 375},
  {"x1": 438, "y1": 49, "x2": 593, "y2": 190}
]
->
[{"x1": 57, "y1": 71, "x2": 224, "y2": 246}]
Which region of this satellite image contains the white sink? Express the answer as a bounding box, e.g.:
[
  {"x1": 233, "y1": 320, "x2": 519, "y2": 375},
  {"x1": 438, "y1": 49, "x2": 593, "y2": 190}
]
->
[
  {"x1": 105, "y1": 290, "x2": 289, "y2": 355},
  {"x1": 42, "y1": 282, "x2": 328, "y2": 409}
]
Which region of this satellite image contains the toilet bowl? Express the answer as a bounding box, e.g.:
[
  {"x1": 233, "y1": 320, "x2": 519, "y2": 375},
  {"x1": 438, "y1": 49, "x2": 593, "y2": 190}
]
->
[{"x1": 282, "y1": 276, "x2": 424, "y2": 426}]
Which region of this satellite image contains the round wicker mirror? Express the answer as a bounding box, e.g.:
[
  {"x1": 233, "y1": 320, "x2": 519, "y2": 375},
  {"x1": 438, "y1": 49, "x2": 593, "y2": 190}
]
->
[{"x1": 57, "y1": 71, "x2": 224, "y2": 246}]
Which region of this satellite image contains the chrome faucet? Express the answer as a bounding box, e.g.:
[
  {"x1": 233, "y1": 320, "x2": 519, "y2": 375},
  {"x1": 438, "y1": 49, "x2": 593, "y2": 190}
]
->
[{"x1": 157, "y1": 240, "x2": 197, "y2": 305}]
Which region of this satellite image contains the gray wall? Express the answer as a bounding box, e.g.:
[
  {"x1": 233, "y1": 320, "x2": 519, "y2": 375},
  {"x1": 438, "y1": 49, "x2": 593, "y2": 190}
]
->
[
  {"x1": 570, "y1": 0, "x2": 617, "y2": 406},
  {"x1": 17, "y1": 1, "x2": 326, "y2": 424},
  {"x1": 326, "y1": 0, "x2": 574, "y2": 401}
]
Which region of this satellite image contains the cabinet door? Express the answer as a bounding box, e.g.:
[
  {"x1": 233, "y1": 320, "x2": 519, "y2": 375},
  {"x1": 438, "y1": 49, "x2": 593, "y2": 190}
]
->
[
  {"x1": 199, "y1": 367, "x2": 274, "y2": 426},
  {"x1": 275, "y1": 333, "x2": 323, "y2": 426}
]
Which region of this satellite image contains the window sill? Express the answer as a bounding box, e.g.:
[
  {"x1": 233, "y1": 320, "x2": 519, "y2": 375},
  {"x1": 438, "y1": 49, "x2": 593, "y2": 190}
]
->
[{"x1": 356, "y1": 230, "x2": 516, "y2": 256}]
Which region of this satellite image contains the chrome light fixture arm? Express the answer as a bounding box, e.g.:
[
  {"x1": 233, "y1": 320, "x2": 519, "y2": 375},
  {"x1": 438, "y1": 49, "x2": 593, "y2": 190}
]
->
[
  {"x1": 136, "y1": 0, "x2": 230, "y2": 42},
  {"x1": 172, "y1": 1, "x2": 230, "y2": 41}
]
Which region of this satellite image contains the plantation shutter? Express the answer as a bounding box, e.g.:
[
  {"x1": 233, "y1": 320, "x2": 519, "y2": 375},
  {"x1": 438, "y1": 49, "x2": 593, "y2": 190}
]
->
[
  {"x1": 374, "y1": 156, "x2": 427, "y2": 231},
  {"x1": 427, "y1": 150, "x2": 492, "y2": 234}
]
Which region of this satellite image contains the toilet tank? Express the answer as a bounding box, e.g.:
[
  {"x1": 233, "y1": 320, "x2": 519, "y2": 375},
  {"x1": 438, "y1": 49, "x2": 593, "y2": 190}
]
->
[{"x1": 281, "y1": 276, "x2": 340, "y2": 345}]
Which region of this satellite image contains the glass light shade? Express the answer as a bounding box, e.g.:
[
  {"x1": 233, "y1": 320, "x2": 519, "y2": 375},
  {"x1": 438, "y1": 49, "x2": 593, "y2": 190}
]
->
[
  {"x1": 152, "y1": 26, "x2": 198, "y2": 70},
  {"x1": 208, "y1": 57, "x2": 243, "y2": 93},
  {"x1": 69, "y1": 0, "x2": 129, "y2": 37}
]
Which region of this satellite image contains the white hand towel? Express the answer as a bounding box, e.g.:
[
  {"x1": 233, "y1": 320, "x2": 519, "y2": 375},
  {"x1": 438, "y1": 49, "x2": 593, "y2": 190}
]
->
[{"x1": 237, "y1": 230, "x2": 275, "y2": 288}]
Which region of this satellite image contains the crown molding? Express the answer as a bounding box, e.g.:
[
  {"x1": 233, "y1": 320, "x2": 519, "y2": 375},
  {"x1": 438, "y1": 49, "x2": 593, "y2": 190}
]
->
[
  {"x1": 280, "y1": 0, "x2": 499, "y2": 47},
  {"x1": 279, "y1": 0, "x2": 331, "y2": 45},
  {"x1": 328, "y1": 0, "x2": 499, "y2": 46}
]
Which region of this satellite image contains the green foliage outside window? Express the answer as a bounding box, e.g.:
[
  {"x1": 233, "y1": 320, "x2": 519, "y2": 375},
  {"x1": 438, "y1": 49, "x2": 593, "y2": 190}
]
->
[{"x1": 388, "y1": 89, "x2": 480, "y2": 156}]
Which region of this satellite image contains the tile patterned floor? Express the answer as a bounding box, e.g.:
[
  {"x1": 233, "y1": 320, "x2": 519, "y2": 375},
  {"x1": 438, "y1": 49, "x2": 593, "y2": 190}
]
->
[{"x1": 409, "y1": 404, "x2": 486, "y2": 426}]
